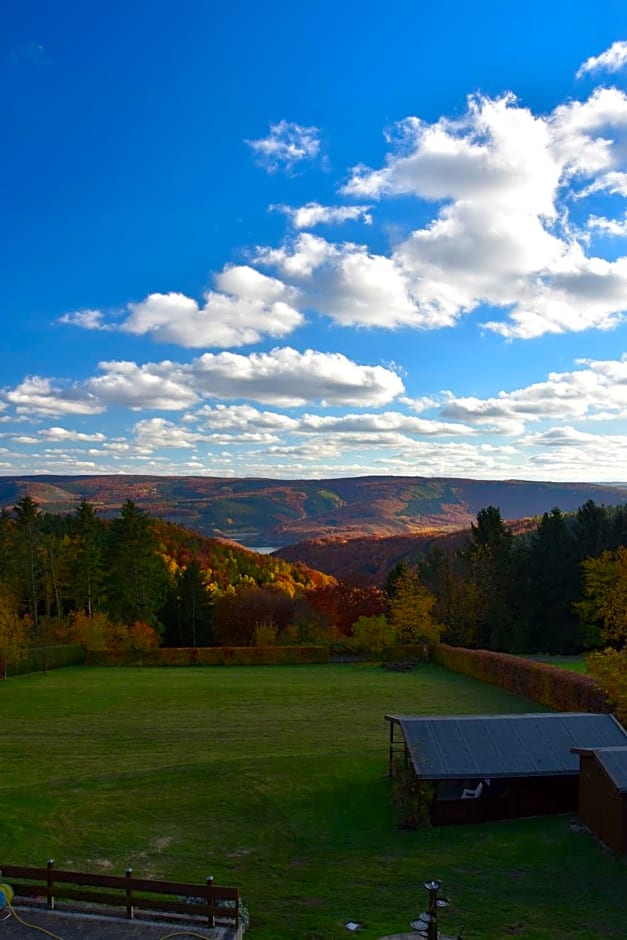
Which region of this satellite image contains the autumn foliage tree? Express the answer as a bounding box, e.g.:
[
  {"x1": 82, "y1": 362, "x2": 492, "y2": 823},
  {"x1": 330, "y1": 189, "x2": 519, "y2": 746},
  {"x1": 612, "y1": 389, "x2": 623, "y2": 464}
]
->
[
  {"x1": 387, "y1": 565, "x2": 442, "y2": 645},
  {"x1": 0, "y1": 589, "x2": 29, "y2": 670},
  {"x1": 580, "y1": 546, "x2": 627, "y2": 726},
  {"x1": 349, "y1": 614, "x2": 396, "y2": 658},
  {"x1": 586, "y1": 648, "x2": 627, "y2": 727},
  {"x1": 577, "y1": 546, "x2": 627, "y2": 648},
  {"x1": 212, "y1": 586, "x2": 295, "y2": 646}
]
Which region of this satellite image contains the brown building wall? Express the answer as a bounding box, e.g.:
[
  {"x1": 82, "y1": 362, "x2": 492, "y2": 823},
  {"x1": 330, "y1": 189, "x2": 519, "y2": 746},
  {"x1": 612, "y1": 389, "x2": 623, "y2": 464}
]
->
[
  {"x1": 578, "y1": 755, "x2": 627, "y2": 855},
  {"x1": 432, "y1": 775, "x2": 578, "y2": 826}
]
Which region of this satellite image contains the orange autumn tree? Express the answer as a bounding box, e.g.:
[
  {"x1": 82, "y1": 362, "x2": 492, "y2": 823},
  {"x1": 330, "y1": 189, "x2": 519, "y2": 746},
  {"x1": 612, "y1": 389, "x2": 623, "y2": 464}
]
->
[{"x1": 59, "y1": 611, "x2": 160, "y2": 652}]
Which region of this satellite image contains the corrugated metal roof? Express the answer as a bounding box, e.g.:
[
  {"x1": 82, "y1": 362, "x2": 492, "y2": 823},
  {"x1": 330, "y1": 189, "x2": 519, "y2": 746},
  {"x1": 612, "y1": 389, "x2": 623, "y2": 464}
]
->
[
  {"x1": 574, "y1": 746, "x2": 627, "y2": 792},
  {"x1": 386, "y1": 713, "x2": 627, "y2": 780}
]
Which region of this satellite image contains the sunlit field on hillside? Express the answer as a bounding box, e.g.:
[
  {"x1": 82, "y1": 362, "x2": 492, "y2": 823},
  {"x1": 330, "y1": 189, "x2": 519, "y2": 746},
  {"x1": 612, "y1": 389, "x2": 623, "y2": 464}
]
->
[{"x1": 1, "y1": 664, "x2": 624, "y2": 939}]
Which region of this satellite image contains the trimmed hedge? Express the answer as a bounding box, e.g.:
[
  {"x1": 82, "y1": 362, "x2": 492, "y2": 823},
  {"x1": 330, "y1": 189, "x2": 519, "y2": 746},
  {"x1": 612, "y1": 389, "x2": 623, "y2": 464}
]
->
[
  {"x1": 85, "y1": 645, "x2": 330, "y2": 667},
  {"x1": 8, "y1": 644, "x2": 87, "y2": 677},
  {"x1": 432, "y1": 643, "x2": 609, "y2": 713}
]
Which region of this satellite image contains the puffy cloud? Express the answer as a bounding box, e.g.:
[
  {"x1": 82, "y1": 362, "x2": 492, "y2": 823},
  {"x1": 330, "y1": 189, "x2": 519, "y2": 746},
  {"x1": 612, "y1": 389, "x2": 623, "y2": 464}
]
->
[
  {"x1": 86, "y1": 361, "x2": 200, "y2": 410},
  {"x1": 39, "y1": 427, "x2": 106, "y2": 442},
  {"x1": 523, "y1": 426, "x2": 627, "y2": 478},
  {"x1": 186, "y1": 347, "x2": 404, "y2": 406},
  {"x1": 4, "y1": 348, "x2": 402, "y2": 418},
  {"x1": 57, "y1": 86, "x2": 627, "y2": 347},
  {"x1": 121, "y1": 266, "x2": 303, "y2": 348},
  {"x1": 195, "y1": 403, "x2": 299, "y2": 432},
  {"x1": 259, "y1": 233, "x2": 440, "y2": 327},
  {"x1": 576, "y1": 40, "x2": 627, "y2": 79},
  {"x1": 4, "y1": 376, "x2": 104, "y2": 416},
  {"x1": 440, "y1": 356, "x2": 627, "y2": 430},
  {"x1": 58, "y1": 309, "x2": 110, "y2": 330},
  {"x1": 273, "y1": 202, "x2": 373, "y2": 229},
  {"x1": 245, "y1": 120, "x2": 321, "y2": 173},
  {"x1": 482, "y1": 253, "x2": 627, "y2": 339},
  {"x1": 549, "y1": 87, "x2": 627, "y2": 180},
  {"x1": 579, "y1": 170, "x2": 627, "y2": 197},
  {"x1": 586, "y1": 213, "x2": 627, "y2": 236},
  {"x1": 339, "y1": 90, "x2": 627, "y2": 338},
  {"x1": 132, "y1": 418, "x2": 201, "y2": 450},
  {"x1": 298, "y1": 411, "x2": 473, "y2": 437},
  {"x1": 344, "y1": 96, "x2": 559, "y2": 215}
]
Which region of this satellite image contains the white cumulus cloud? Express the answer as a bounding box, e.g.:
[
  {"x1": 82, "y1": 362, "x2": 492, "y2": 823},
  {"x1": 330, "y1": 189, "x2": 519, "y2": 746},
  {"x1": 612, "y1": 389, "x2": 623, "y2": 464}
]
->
[
  {"x1": 58, "y1": 309, "x2": 110, "y2": 330},
  {"x1": 340, "y1": 90, "x2": 627, "y2": 338},
  {"x1": 121, "y1": 265, "x2": 303, "y2": 348},
  {"x1": 273, "y1": 202, "x2": 373, "y2": 229},
  {"x1": 186, "y1": 346, "x2": 404, "y2": 406},
  {"x1": 4, "y1": 377, "x2": 105, "y2": 417},
  {"x1": 576, "y1": 40, "x2": 627, "y2": 79},
  {"x1": 246, "y1": 120, "x2": 321, "y2": 173}
]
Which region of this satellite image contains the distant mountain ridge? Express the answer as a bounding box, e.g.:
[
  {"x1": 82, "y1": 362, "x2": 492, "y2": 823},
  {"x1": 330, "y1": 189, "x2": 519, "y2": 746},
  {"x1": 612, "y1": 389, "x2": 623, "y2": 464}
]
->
[{"x1": 1, "y1": 474, "x2": 626, "y2": 548}]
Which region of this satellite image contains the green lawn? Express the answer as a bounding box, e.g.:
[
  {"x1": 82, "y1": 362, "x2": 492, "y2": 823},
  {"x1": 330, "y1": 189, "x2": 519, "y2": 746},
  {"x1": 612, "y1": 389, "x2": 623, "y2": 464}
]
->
[
  {"x1": 1, "y1": 664, "x2": 624, "y2": 939},
  {"x1": 526, "y1": 655, "x2": 588, "y2": 673}
]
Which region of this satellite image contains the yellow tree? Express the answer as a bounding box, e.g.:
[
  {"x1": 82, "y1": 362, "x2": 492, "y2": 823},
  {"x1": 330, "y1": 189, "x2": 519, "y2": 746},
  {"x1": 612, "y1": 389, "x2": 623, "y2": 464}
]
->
[
  {"x1": 581, "y1": 547, "x2": 627, "y2": 726},
  {"x1": 0, "y1": 589, "x2": 29, "y2": 674},
  {"x1": 587, "y1": 648, "x2": 627, "y2": 727},
  {"x1": 578, "y1": 546, "x2": 627, "y2": 647},
  {"x1": 349, "y1": 614, "x2": 397, "y2": 658},
  {"x1": 388, "y1": 566, "x2": 442, "y2": 646}
]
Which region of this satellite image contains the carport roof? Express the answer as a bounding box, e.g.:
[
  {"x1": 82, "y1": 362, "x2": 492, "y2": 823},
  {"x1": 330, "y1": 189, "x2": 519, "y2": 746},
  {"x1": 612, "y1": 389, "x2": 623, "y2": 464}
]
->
[{"x1": 386, "y1": 712, "x2": 627, "y2": 780}]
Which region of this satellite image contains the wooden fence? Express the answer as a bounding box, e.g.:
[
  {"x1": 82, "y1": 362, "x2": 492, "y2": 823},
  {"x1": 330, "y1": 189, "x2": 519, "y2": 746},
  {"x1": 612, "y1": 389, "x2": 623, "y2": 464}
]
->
[{"x1": 0, "y1": 861, "x2": 239, "y2": 930}]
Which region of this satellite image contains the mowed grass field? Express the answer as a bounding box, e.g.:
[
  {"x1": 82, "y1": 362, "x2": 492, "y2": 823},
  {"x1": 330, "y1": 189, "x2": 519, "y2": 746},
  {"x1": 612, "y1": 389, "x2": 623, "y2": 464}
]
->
[{"x1": 1, "y1": 663, "x2": 625, "y2": 939}]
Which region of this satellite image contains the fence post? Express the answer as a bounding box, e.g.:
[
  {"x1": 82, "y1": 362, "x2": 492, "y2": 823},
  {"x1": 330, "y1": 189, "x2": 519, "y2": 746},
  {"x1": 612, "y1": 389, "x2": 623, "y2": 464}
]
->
[
  {"x1": 46, "y1": 859, "x2": 55, "y2": 911},
  {"x1": 125, "y1": 868, "x2": 134, "y2": 919},
  {"x1": 206, "y1": 875, "x2": 214, "y2": 928}
]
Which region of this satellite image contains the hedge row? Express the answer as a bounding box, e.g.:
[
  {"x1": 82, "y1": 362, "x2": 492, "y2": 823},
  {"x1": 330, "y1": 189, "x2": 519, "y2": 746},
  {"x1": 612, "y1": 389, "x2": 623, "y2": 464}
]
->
[
  {"x1": 432, "y1": 643, "x2": 609, "y2": 713},
  {"x1": 8, "y1": 644, "x2": 87, "y2": 677},
  {"x1": 85, "y1": 645, "x2": 330, "y2": 667}
]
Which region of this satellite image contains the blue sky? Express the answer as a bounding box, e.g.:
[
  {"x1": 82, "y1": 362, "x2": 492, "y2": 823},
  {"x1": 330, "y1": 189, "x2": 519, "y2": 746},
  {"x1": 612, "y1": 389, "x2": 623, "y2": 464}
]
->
[{"x1": 3, "y1": 1, "x2": 627, "y2": 481}]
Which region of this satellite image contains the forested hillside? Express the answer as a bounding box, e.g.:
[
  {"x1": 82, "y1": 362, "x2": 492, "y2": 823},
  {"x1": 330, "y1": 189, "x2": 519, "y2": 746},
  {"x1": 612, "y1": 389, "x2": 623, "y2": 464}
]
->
[
  {"x1": 275, "y1": 519, "x2": 537, "y2": 584},
  {"x1": 1, "y1": 494, "x2": 627, "y2": 667},
  {"x1": 1, "y1": 474, "x2": 626, "y2": 545},
  {"x1": 0, "y1": 497, "x2": 339, "y2": 653}
]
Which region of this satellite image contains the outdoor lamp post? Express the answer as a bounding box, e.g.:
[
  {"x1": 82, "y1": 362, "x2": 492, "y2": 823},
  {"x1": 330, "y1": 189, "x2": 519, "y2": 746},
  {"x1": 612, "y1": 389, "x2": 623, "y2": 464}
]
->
[
  {"x1": 410, "y1": 878, "x2": 463, "y2": 939},
  {"x1": 424, "y1": 880, "x2": 441, "y2": 940}
]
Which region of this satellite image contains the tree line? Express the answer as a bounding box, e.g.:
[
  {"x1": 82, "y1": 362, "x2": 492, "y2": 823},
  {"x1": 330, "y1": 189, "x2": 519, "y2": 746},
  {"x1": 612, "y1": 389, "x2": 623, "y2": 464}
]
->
[
  {"x1": 1, "y1": 494, "x2": 627, "y2": 664},
  {"x1": 0, "y1": 495, "x2": 373, "y2": 657},
  {"x1": 413, "y1": 500, "x2": 627, "y2": 654}
]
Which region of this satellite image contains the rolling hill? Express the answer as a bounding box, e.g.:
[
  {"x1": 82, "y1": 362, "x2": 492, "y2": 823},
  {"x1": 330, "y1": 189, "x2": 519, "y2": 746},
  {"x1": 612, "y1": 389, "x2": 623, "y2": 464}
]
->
[{"x1": 1, "y1": 474, "x2": 626, "y2": 549}]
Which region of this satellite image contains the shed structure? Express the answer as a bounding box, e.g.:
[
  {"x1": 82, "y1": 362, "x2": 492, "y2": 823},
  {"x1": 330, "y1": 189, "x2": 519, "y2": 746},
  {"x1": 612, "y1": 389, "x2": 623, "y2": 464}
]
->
[
  {"x1": 571, "y1": 745, "x2": 627, "y2": 854},
  {"x1": 386, "y1": 712, "x2": 627, "y2": 826}
]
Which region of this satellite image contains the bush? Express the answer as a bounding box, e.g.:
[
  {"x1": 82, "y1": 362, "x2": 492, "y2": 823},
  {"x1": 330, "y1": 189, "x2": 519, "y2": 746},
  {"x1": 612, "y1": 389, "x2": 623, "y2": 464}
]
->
[
  {"x1": 349, "y1": 615, "x2": 396, "y2": 659},
  {"x1": 390, "y1": 755, "x2": 435, "y2": 828},
  {"x1": 586, "y1": 649, "x2": 627, "y2": 726},
  {"x1": 433, "y1": 643, "x2": 608, "y2": 712},
  {"x1": 7, "y1": 644, "x2": 86, "y2": 676}
]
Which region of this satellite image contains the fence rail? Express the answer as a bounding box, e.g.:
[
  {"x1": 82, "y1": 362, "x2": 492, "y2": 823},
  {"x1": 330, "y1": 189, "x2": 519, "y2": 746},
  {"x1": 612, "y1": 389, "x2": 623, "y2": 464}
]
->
[{"x1": 0, "y1": 860, "x2": 239, "y2": 929}]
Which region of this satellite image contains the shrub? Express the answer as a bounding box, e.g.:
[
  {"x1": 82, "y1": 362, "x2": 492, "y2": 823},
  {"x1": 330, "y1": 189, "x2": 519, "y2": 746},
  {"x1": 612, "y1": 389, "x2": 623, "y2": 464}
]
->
[
  {"x1": 433, "y1": 643, "x2": 608, "y2": 712},
  {"x1": 349, "y1": 615, "x2": 396, "y2": 659},
  {"x1": 8, "y1": 644, "x2": 86, "y2": 676},
  {"x1": 586, "y1": 649, "x2": 627, "y2": 726},
  {"x1": 390, "y1": 755, "x2": 435, "y2": 828}
]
